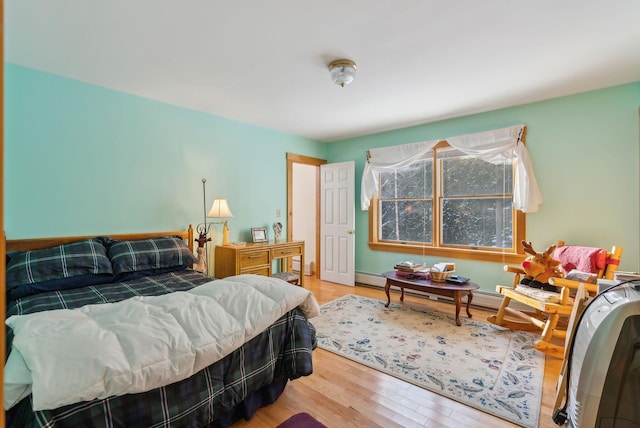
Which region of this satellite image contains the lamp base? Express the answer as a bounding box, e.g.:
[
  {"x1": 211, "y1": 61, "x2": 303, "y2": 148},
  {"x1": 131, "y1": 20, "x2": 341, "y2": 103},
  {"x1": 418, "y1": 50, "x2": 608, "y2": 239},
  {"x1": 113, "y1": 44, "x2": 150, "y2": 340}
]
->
[{"x1": 222, "y1": 222, "x2": 230, "y2": 246}]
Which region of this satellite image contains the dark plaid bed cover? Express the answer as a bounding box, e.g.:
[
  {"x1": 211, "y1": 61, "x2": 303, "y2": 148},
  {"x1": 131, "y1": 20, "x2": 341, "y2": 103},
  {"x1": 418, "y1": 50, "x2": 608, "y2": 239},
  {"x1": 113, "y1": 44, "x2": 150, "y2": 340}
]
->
[{"x1": 6, "y1": 270, "x2": 316, "y2": 427}]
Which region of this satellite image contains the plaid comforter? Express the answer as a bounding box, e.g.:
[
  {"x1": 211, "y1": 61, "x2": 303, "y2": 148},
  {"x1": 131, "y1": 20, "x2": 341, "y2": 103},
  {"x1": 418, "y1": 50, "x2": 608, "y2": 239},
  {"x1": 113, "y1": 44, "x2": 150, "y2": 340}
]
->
[{"x1": 6, "y1": 270, "x2": 316, "y2": 428}]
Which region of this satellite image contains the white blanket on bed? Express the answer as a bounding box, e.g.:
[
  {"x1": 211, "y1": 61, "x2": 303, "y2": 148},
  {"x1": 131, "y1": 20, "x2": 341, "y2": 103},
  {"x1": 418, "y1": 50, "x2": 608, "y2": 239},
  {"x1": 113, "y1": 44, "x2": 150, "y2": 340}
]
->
[{"x1": 4, "y1": 274, "x2": 320, "y2": 411}]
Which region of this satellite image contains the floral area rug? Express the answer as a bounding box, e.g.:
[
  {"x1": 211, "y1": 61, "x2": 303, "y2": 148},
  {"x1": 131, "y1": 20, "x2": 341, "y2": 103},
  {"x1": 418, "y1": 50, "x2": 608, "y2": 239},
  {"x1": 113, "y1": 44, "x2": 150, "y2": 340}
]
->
[{"x1": 314, "y1": 294, "x2": 544, "y2": 428}]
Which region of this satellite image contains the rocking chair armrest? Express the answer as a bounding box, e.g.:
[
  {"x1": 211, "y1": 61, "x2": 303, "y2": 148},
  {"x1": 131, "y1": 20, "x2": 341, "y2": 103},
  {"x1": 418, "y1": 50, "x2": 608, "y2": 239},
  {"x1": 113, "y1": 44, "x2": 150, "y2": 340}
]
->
[
  {"x1": 549, "y1": 277, "x2": 598, "y2": 294},
  {"x1": 504, "y1": 265, "x2": 526, "y2": 286},
  {"x1": 504, "y1": 265, "x2": 525, "y2": 274}
]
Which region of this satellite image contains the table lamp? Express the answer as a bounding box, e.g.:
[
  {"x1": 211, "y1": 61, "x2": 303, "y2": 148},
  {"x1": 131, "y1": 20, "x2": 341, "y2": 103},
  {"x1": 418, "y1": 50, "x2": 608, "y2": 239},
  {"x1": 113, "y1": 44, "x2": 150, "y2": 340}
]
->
[{"x1": 208, "y1": 198, "x2": 234, "y2": 246}]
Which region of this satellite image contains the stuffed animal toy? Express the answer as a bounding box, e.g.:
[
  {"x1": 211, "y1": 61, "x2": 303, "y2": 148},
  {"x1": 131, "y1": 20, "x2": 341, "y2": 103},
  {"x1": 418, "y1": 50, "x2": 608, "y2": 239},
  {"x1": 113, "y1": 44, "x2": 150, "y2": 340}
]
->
[{"x1": 520, "y1": 240, "x2": 563, "y2": 292}]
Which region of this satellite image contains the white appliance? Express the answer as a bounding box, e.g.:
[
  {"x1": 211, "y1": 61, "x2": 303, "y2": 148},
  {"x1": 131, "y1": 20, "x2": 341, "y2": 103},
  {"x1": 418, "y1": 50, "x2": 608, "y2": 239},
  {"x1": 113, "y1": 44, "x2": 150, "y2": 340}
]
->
[{"x1": 559, "y1": 282, "x2": 640, "y2": 427}]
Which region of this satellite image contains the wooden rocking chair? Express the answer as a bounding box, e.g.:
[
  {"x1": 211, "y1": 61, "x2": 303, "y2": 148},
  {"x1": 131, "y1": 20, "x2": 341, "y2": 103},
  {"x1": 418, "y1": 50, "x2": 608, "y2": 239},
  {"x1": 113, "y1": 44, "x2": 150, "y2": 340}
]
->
[{"x1": 487, "y1": 241, "x2": 623, "y2": 358}]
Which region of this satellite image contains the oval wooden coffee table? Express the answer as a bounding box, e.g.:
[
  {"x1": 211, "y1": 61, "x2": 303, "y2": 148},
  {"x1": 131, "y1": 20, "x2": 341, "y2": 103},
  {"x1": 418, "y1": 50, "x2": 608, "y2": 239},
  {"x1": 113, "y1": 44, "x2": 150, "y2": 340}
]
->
[{"x1": 381, "y1": 271, "x2": 480, "y2": 326}]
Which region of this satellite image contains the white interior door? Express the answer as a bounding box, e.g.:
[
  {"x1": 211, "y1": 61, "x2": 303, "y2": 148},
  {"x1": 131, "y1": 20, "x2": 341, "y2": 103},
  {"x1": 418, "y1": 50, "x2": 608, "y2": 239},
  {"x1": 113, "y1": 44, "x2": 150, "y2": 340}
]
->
[{"x1": 320, "y1": 161, "x2": 355, "y2": 286}]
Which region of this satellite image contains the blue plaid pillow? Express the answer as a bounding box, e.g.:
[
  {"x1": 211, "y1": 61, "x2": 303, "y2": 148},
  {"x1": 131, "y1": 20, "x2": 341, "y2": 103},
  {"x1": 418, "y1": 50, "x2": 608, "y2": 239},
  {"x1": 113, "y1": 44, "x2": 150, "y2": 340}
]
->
[
  {"x1": 107, "y1": 236, "x2": 197, "y2": 281},
  {"x1": 6, "y1": 238, "x2": 114, "y2": 299}
]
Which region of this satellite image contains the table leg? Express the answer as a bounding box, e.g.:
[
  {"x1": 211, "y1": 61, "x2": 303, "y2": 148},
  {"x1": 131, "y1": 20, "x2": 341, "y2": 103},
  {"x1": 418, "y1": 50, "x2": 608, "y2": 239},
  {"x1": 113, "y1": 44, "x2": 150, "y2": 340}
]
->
[
  {"x1": 453, "y1": 291, "x2": 462, "y2": 326},
  {"x1": 466, "y1": 291, "x2": 474, "y2": 319},
  {"x1": 400, "y1": 287, "x2": 405, "y2": 302},
  {"x1": 385, "y1": 280, "x2": 391, "y2": 307}
]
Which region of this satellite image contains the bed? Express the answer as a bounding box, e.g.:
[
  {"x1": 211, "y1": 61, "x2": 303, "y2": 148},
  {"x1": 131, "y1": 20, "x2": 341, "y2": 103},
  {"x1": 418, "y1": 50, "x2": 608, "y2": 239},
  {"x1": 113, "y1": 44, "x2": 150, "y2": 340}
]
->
[{"x1": 4, "y1": 226, "x2": 319, "y2": 428}]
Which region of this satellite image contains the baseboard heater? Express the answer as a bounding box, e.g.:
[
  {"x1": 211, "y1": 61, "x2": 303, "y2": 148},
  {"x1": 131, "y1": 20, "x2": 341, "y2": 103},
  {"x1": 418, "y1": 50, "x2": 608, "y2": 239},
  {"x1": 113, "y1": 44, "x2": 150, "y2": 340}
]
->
[{"x1": 292, "y1": 258, "x2": 313, "y2": 276}]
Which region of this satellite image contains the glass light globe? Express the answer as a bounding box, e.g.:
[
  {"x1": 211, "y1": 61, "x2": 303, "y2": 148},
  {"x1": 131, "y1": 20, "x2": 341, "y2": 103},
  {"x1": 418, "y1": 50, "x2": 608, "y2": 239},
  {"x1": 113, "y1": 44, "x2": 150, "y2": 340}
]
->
[{"x1": 328, "y1": 60, "x2": 357, "y2": 87}]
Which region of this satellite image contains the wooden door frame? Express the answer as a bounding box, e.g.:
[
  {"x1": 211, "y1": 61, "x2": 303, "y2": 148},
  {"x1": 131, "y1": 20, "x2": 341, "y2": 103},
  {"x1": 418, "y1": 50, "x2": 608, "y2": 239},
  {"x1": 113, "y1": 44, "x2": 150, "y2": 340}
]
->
[{"x1": 286, "y1": 153, "x2": 326, "y2": 279}]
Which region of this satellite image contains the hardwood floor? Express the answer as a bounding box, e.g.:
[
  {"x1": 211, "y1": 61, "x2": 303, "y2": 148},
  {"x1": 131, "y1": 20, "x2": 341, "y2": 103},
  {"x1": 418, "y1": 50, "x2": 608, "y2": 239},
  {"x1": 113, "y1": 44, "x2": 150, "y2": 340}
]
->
[{"x1": 232, "y1": 276, "x2": 563, "y2": 427}]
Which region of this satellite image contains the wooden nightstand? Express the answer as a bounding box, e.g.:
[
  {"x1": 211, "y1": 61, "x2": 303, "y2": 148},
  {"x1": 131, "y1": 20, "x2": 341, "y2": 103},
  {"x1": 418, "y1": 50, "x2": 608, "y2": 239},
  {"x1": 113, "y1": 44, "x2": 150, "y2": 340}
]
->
[{"x1": 214, "y1": 240, "x2": 305, "y2": 287}]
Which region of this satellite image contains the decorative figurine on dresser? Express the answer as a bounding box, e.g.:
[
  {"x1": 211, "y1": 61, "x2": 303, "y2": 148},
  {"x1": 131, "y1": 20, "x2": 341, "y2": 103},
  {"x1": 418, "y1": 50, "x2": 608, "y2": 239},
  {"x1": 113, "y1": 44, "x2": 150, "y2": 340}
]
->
[{"x1": 273, "y1": 222, "x2": 282, "y2": 242}]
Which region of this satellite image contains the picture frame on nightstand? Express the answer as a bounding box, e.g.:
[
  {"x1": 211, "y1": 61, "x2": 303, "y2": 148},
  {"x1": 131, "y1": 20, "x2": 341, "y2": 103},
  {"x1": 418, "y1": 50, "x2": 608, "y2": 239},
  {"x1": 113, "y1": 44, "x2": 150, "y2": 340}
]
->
[{"x1": 251, "y1": 227, "x2": 268, "y2": 243}]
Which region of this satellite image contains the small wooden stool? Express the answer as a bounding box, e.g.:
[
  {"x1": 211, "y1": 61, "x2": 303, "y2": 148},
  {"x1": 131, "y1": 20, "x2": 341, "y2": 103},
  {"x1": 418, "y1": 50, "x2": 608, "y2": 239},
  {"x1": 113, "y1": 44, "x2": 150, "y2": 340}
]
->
[{"x1": 272, "y1": 272, "x2": 300, "y2": 285}]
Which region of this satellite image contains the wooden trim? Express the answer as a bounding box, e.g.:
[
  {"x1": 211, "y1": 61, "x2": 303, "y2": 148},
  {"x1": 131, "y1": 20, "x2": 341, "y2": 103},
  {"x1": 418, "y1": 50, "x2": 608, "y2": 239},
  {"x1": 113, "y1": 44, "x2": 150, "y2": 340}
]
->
[
  {"x1": 367, "y1": 240, "x2": 526, "y2": 264},
  {"x1": 286, "y1": 153, "x2": 327, "y2": 167},
  {"x1": 368, "y1": 193, "x2": 379, "y2": 242},
  {"x1": 314, "y1": 165, "x2": 321, "y2": 277},
  {"x1": 7, "y1": 226, "x2": 195, "y2": 253},
  {"x1": 433, "y1": 140, "x2": 449, "y2": 149},
  {"x1": 520, "y1": 126, "x2": 528, "y2": 144},
  {"x1": 286, "y1": 155, "x2": 294, "y2": 243},
  {"x1": 286, "y1": 153, "x2": 327, "y2": 278}
]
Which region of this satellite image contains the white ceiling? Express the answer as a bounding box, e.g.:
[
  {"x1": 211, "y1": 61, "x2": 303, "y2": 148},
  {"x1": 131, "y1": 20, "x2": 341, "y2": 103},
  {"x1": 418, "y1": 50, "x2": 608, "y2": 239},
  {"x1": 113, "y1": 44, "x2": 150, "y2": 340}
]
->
[{"x1": 6, "y1": 1, "x2": 640, "y2": 142}]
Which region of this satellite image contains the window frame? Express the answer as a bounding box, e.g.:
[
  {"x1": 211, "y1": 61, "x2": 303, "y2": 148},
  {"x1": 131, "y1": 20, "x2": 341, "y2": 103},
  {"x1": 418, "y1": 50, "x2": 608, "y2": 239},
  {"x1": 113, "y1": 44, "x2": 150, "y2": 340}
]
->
[{"x1": 368, "y1": 141, "x2": 526, "y2": 264}]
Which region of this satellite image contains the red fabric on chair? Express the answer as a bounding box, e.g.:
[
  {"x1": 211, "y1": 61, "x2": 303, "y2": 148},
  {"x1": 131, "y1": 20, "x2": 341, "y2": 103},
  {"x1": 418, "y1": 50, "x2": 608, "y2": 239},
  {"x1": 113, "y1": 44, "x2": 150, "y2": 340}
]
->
[{"x1": 554, "y1": 246, "x2": 606, "y2": 274}]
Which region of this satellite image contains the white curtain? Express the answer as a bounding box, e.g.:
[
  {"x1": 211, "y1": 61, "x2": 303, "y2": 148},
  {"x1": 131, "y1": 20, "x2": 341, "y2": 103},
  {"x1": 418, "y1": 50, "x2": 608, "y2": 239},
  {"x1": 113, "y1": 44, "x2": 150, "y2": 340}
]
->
[{"x1": 360, "y1": 125, "x2": 543, "y2": 212}]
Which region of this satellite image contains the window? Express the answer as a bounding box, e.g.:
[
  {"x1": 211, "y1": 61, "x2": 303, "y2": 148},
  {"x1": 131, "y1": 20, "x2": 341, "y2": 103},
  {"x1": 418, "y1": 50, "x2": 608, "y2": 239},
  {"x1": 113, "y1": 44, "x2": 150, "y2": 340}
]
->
[{"x1": 369, "y1": 142, "x2": 525, "y2": 263}]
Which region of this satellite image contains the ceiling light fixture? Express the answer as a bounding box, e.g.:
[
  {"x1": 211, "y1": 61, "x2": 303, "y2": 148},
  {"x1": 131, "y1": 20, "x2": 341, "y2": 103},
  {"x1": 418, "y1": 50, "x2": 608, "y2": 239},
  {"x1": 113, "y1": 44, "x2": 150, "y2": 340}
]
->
[{"x1": 328, "y1": 59, "x2": 357, "y2": 87}]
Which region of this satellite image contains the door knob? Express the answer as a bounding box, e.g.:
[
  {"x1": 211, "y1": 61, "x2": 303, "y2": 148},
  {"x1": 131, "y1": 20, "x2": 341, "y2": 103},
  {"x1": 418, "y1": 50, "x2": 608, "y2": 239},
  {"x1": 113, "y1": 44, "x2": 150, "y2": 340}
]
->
[{"x1": 347, "y1": 230, "x2": 355, "y2": 234}]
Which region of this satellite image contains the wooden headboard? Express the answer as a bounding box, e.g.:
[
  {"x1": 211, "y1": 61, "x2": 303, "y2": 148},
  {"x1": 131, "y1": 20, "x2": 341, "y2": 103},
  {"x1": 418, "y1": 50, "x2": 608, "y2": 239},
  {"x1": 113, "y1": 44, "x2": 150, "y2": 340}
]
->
[{"x1": 6, "y1": 225, "x2": 195, "y2": 253}]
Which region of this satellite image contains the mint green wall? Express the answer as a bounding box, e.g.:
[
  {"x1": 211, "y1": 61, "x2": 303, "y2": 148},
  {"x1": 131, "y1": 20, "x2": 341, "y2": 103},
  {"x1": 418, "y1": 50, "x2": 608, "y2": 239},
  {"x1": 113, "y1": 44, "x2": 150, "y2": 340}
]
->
[
  {"x1": 5, "y1": 63, "x2": 639, "y2": 293},
  {"x1": 4, "y1": 64, "x2": 326, "y2": 242},
  {"x1": 327, "y1": 83, "x2": 640, "y2": 291}
]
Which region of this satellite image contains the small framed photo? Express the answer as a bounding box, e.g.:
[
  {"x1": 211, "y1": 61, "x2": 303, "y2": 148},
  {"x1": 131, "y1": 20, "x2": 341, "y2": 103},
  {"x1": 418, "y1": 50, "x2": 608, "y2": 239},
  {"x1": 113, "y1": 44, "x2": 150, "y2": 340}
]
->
[{"x1": 251, "y1": 227, "x2": 268, "y2": 243}]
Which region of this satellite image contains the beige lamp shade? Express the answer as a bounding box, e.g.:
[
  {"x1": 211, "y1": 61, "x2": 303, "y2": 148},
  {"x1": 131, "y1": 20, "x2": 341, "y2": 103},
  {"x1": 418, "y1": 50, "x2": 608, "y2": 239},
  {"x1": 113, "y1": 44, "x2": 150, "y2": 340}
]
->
[
  {"x1": 207, "y1": 199, "x2": 233, "y2": 218},
  {"x1": 207, "y1": 198, "x2": 233, "y2": 246}
]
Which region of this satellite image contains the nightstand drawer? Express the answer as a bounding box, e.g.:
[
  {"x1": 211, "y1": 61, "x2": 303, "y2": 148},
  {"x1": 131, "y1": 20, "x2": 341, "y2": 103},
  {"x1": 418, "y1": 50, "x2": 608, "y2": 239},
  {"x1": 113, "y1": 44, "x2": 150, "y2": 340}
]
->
[
  {"x1": 239, "y1": 250, "x2": 270, "y2": 268},
  {"x1": 241, "y1": 266, "x2": 270, "y2": 277},
  {"x1": 272, "y1": 245, "x2": 302, "y2": 259}
]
